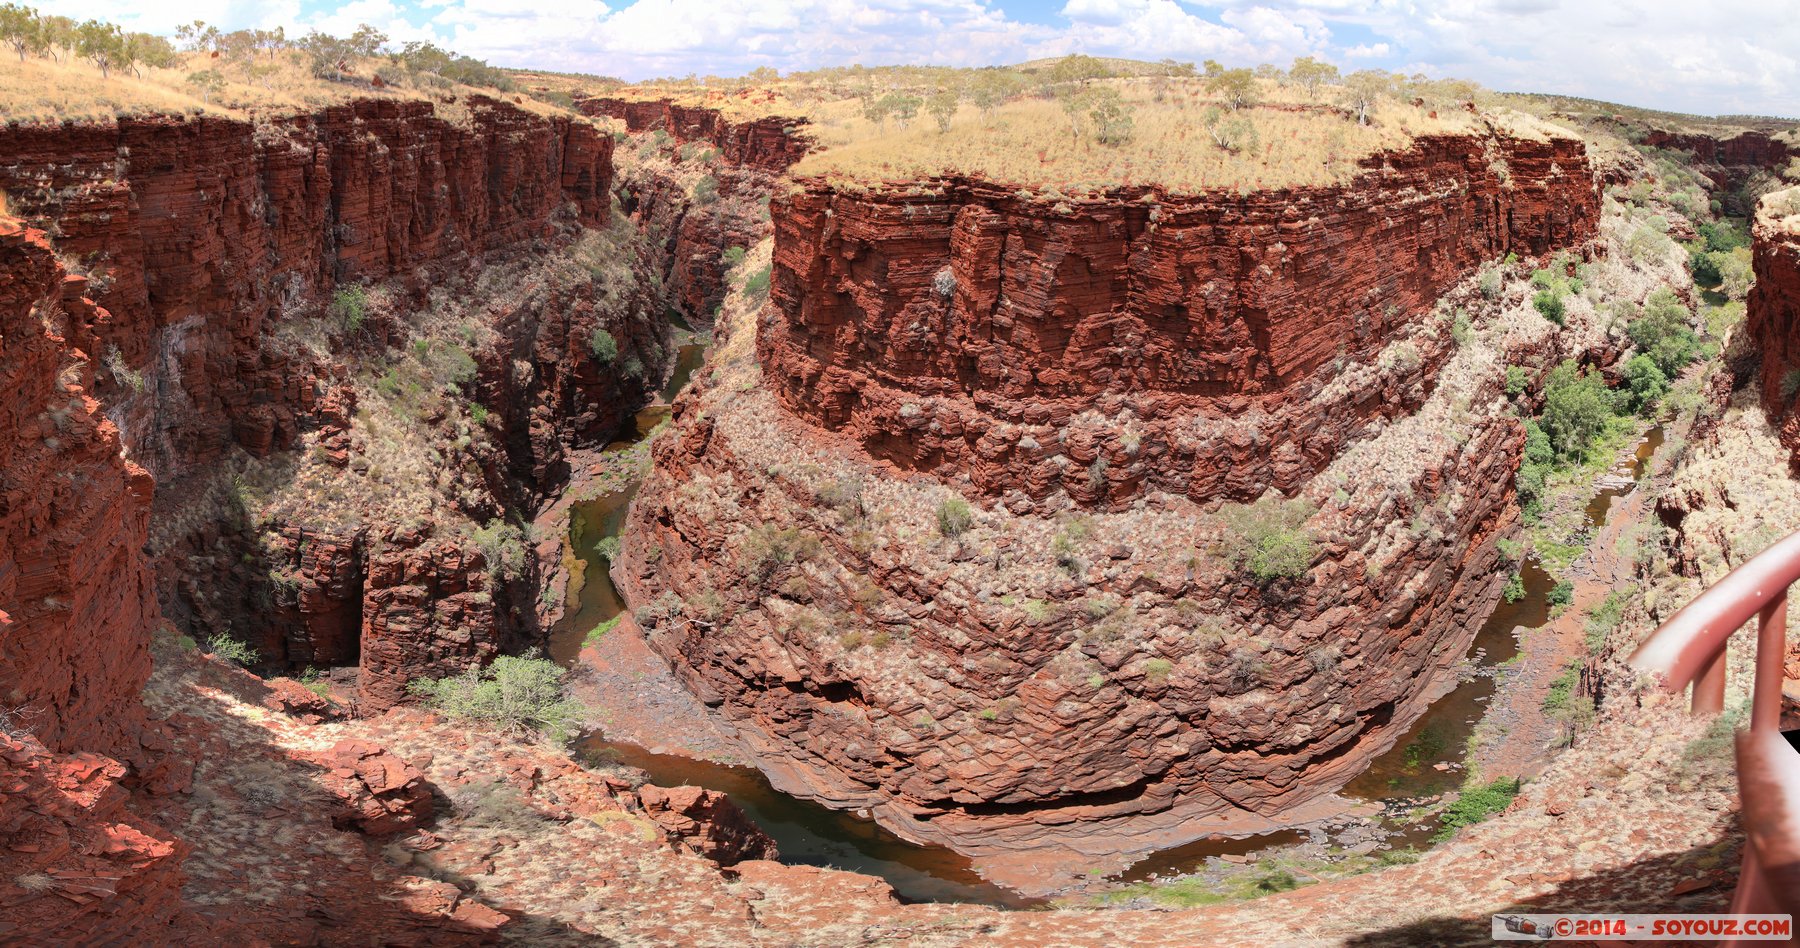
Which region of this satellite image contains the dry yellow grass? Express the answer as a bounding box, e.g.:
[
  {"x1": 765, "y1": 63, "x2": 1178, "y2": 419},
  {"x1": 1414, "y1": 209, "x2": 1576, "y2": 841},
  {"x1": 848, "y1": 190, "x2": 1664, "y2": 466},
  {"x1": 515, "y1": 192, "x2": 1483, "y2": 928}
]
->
[
  {"x1": 795, "y1": 78, "x2": 1565, "y2": 193},
  {"x1": 536, "y1": 64, "x2": 1571, "y2": 193},
  {"x1": 1759, "y1": 185, "x2": 1800, "y2": 232},
  {"x1": 0, "y1": 50, "x2": 586, "y2": 127}
]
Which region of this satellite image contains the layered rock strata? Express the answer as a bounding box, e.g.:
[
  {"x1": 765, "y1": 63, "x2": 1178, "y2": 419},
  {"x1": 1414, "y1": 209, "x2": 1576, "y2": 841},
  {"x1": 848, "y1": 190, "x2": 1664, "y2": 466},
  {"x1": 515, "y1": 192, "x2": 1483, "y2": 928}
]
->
[
  {"x1": 1643, "y1": 128, "x2": 1794, "y2": 204},
  {"x1": 0, "y1": 96, "x2": 617, "y2": 480},
  {"x1": 620, "y1": 131, "x2": 1626, "y2": 878},
  {"x1": 0, "y1": 221, "x2": 157, "y2": 756},
  {"x1": 1749, "y1": 188, "x2": 1800, "y2": 469},
  {"x1": 761, "y1": 133, "x2": 1599, "y2": 509},
  {"x1": 575, "y1": 95, "x2": 813, "y2": 173},
  {"x1": 0, "y1": 220, "x2": 212, "y2": 940},
  {"x1": 0, "y1": 97, "x2": 673, "y2": 709}
]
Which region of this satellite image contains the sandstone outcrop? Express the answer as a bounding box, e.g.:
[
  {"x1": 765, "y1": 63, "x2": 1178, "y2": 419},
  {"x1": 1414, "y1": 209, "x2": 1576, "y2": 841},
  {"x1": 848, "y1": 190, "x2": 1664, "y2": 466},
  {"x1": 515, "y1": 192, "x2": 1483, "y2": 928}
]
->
[
  {"x1": 761, "y1": 133, "x2": 1599, "y2": 509},
  {"x1": 576, "y1": 95, "x2": 813, "y2": 173},
  {"x1": 315, "y1": 738, "x2": 437, "y2": 835},
  {"x1": 636, "y1": 783, "x2": 780, "y2": 865},
  {"x1": 262, "y1": 677, "x2": 345, "y2": 723},
  {"x1": 1749, "y1": 188, "x2": 1800, "y2": 469},
  {"x1": 0, "y1": 731, "x2": 205, "y2": 944}
]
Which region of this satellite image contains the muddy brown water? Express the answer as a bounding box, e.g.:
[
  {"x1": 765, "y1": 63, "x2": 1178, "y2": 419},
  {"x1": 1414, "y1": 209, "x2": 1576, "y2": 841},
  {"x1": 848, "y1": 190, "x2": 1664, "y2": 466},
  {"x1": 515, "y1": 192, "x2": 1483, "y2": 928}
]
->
[
  {"x1": 576, "y1": 739, "x2": 1045, "y2": 908},
  {"x1": 551, "y1": 331, "x2": 1669, "y2": 900}
]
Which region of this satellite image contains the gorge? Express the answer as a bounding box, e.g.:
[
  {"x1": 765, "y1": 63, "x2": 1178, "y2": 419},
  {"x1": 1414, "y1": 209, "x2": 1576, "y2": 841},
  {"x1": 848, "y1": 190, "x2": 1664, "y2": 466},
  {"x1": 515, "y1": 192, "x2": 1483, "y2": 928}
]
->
[{"x1": 2, "y1": 34, "x2": 1797, "y2": 945}]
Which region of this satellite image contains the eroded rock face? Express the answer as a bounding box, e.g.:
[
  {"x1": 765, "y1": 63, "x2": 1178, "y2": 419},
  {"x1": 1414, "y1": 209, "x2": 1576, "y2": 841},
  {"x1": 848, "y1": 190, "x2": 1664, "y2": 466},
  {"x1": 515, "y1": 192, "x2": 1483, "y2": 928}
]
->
[
  {"x1": 0, "y1": 98, "x2": 673, "y2": 708},
  {"x1": 621, "y1": 128, "x2": 1616, "y2": 874},
  {"x1": 761, "y1": 133, "x2": 1599, "y2": 509},
  {"x1": 575, "y1": 96, "x2": 813, "y2": 173},
  {"x1": 0, "y1": 222, "x2": 157, "y2": 757},
  {"x1": 315, "y1": 738, "x2": 437, "y2": 835},
  {"x1": 1643, "y1": 129, "x2": 1794, "y2": 206},
  {"x1": 1749, "y1": 191, "x2": 1800, "y2": 470},
  {"x1": 636, "y1": 783, "x2": 780, "y2": 865},
  {"x1": 0, "y1": 97, "x2": 613, "y2": 481},
  {"x1": 0, "y1": 731, "x2": 204, "y2": 943}
]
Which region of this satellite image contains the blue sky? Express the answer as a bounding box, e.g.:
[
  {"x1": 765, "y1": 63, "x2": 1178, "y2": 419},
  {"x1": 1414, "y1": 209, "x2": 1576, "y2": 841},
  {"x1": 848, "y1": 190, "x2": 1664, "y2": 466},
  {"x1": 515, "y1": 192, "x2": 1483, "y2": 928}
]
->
[{"x1": 48, "y1": 1, "x2": 1800, "y2": 117}]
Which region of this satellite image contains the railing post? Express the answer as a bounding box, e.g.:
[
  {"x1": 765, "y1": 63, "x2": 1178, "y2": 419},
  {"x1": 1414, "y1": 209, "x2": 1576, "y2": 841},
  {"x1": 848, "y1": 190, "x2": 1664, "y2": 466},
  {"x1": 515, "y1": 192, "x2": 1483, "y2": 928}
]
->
[
  {"x1": 1751, "y1": 589, "x2": 1787, "y2": 734},
  {"x1": 1692, "y1": 648, "x2": 1728, "y2": 716}
]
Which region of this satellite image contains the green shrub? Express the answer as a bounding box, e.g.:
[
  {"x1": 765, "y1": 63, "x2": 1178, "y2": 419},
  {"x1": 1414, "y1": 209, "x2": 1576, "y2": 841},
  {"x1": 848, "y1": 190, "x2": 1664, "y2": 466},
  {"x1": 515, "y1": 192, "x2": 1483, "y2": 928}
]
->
[
  {"x1": 1504, "y1": 365, "x2": 1529, "y2": 400},
  {"x1": 205, "y1": 633, "x2": 259, "y2": 667},
  {"x1": 1698, "y1": 219, "x2": 1748, "y2": 252},
  {"x1": 1532, "y1": 289, "x2": 1566, "y2": 325},
  {"x1": 1218, "y1": 495, "x2": 1318, "y2": 584},
  {"x1": 1547, "y1": 579, "x2": 1574, "y2": 607},
  {"x1": 410, "y1": 653, "x2": 581, "y2": 743},
  {"x1": 1431, "y1": 778, "x2": 1521, "y2": 842},
  {"x1": 936, "y1": 496, "x2": 974, "y2": 537},
  {"x1": 1539, "y1": 361, "x2": 1615, "y2": 461},
  {"x1": 1584, "y1": 591, "x2": 1627, "y2": 652},
  {"x1": 1502, "y1": 572, "x2": 1525, "y2": 602},
  {"x1": 744, "y1": 265, "x2": 771, "y2": 299},
  {"x1": 739, "y1": 523, "x2": 823, "y2": 584},
  {"x1": 589, "y1": 328, "x2": 619, "y2": 364},
  {"x1": 691, "y1": 175, "x2": 719, "y2": 204},
  {"x1": 1687, "y1": 245, "x2": 1721, "y2": 284},
  {"x1": 331, "y1": 285, "x2": 368, "y2": 332},
  {"x1": 1478, "y1": 266, "x2": 1502, "y2": 299},
  {"x1": 470, "y1": 519, "x2": 528, "y2": 580},
  {"x1": 1622, "y1": 354, "x2": 1669, "y2": 415},
  {"x1": 596, "y1": 535, "x2": 623, "y2": 561},
  {"x1": 721, "y1": 246, "x2": 747, "y2": 267},
  {"x1": 1628, "y1": 288, "x2": 1701, "y2": 377},
  {"x1": 1516, "y1": 419, "x2": 1554, "y2": 520}
]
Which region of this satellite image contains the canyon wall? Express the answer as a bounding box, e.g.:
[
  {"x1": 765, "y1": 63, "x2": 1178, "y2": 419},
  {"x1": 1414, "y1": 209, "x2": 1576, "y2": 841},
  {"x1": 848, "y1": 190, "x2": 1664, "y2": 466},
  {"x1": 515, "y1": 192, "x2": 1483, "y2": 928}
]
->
[
  {"x1": 0, "y1": 221, "x2": 156, "y2": 756},
  {"x1": 0, "y1": 96, "x2": 668, "y2": 712},
  {"x1": 0, "y1": 96, "x2": 616, "y2": 481},
  {"x1": 761, "y1": 133, "x2": 1599, "y2": 509},
  {"x1": 0, "y1": 222, "x2": 216, "y2": 940},
  {"x1": 1643, "y1": 128, "x2": 1793, "y2": 194},
  {"x1": 575, "y1": 95, "x2": 813, "y2": 173},
  {"x1": 1749, "y1": 188, "x2": 1800, "y2": 469},
  {"x1": 621, "y1": 123, "x2": 1615, "y2": 876}
]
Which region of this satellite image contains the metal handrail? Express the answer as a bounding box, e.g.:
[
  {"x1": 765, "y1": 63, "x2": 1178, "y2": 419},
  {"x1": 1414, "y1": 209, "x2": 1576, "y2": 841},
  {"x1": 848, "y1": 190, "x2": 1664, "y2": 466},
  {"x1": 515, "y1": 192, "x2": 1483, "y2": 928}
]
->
[{"x1": 1629, "y1": 530, "x2": 1800, "y2": 930}]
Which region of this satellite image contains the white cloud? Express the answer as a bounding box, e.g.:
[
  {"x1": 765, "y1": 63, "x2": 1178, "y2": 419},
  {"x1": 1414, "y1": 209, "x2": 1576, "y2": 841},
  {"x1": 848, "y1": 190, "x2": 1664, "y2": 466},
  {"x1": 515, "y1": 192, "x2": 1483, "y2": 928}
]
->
[{"x1": 40, "y1": 0, "x2": 1800, "y2": 115}]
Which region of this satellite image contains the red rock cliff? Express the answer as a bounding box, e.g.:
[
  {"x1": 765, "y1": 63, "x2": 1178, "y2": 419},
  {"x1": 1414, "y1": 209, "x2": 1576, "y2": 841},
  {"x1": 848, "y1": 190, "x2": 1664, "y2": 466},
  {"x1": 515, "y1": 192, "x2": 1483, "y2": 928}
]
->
[
  {"x1": 0, "y1": 96, "x2": 613, "y2": 478},
  {"x1": 0, "y1": 97, "x2": 658, "y2": 714},
  {"x1": 576, "y1": 95, "x2": 812, "y2": 173},
  {"x1": 760, "y1": 133, "x2": 1599, "y2": 508},
  {"x1": 1749, "y1": 189, "x2": 1800, "y2": 468},
  {"x1": 1644, "y1": 128, "x2": 1793, "y2": 182},
  {"x1": 0, "y1": 221, "x2": 157, "y2": 756}
]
